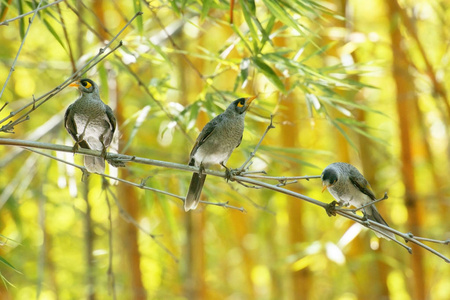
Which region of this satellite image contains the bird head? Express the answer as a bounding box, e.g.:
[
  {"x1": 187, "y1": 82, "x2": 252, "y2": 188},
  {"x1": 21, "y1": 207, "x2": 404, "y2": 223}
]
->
[
  {"x1": 230, "y1": 96, "x2": 257, "y2": 114},
  {"x1": 69, "y1": 78, "x2": 97, "y2": 94},
  {"x1": 321, "y1": 167, "x2": 338, "y2": 192}
]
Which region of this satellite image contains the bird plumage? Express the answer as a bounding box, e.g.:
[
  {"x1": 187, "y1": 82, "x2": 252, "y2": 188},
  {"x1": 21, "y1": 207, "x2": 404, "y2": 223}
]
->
[
  {"x1": 64, "y1": 79, "x2": 116, "y2": 173},
  {"x1": 185, "y1": 97, "x2": 255, "y2": 211},
  {"x1": 322, "y1": 162, "x2": 395, "y2": 240}
]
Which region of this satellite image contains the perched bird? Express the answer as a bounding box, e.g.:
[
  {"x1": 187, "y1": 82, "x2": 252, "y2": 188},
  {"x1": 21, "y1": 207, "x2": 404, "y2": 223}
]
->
[
  {"x1": 185, "y1": 96, "x2": 256, "y2": 211},
  {"x1": 64, "y1": 78, "x2": 116, "y2": 173},
  {"x1": 321, "y1": 162, "x2": 395, "y2": 240}
]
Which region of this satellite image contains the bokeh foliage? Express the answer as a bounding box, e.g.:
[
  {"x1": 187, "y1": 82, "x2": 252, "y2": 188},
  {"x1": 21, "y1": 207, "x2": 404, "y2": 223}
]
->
[{"x1": 0, "y1": 0, "x2": 449, "y2": 299}]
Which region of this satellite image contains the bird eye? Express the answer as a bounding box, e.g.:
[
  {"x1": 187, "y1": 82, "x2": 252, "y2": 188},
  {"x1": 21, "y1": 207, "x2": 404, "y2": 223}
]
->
[
  {"x1": 237, "y1": 100, "x2": 244, "y2": 108},
  {"x1": 82, "y1": 81, "x2": 92, "y2": 89}
]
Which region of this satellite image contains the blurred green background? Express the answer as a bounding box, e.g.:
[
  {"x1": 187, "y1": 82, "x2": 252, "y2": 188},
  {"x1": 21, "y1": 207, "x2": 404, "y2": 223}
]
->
[{"x1": 0, "y1": 0, "x2": 449, "y2": 299}]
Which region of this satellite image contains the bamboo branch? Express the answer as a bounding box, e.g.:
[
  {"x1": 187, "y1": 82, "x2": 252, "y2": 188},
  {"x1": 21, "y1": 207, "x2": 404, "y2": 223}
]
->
[
  {"x1": 0, "y1": 0, "x2": 66, "y2": 26},
  {"x1": 1, "y1": 138, "x2": 449, "y2": 263},
  {"x1": 0, "y1": 11, "x2": 141, "y2": 132},
  {"x1": 0, "y1": 0, "x2": 44, "y2": 100}
]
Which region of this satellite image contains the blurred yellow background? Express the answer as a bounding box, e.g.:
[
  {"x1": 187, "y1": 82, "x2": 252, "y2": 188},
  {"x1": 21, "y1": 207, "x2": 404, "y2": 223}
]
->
[{"x1": 0, "y1": 0, "x2": 449, "y2": 299}]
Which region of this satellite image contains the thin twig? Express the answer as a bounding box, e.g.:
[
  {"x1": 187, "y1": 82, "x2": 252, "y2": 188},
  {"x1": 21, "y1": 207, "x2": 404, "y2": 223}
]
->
[
  {"x1": 23, "y1": 144, "x2": 246, "y2": 213},
  {"x1": 0, "y1": 0, "x2": 66, "y2": 26},
  {"x1": 56, "y1": 1, "x2": 76, "y2": 73},
  {"x1": 241, "y1": 174, "x2": 321, "y2": 181},
  {"x1": 66, "y1": 3, "x2": 193, "y2": 142},
  {"x1": 105, "y1": 185, "x2": 179, "y2": 263},
  {"x1": 345, "y1": 192, "x2": 389, "y2": 213},
  {"x1": 104, "y1": 183, "x2": 117, "y2": 300},
  {"x1": 199, "y1": 200, "x2": 246, "y2": 212},
  {"x1": 0, "y1": 0, "x2": 44, "y2": 100},
  {"x1": 238, "y1": 114, "x2": 275, "y2": 172},
  {"x1": 2, "y1": 138, "x2": 448, "y2": 262},
  {"x1": 0, "y1": 10, "x2": 138, "y2": 131}
]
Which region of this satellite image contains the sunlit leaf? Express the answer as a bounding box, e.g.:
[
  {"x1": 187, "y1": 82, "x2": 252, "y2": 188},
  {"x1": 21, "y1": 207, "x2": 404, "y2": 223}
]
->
[
  {"x1": 252, "y1": 57, "x2": 286, "y2": 93},
  {"x1": 261, "y1": 0, "x2": 304, "y2": 35},
  {"x1": 42, "y1": 19, "x2": 66, "y2": 51}
]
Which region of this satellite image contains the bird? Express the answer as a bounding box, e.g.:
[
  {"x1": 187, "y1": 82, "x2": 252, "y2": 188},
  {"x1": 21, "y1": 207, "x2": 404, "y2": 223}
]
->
[
  {"x1": 64, "y1": 78, "x2": 116, "y2": 174},
  {"x1": 321, "y1": 162, "x2": 395, "y2": 240},
  {"x1": 184, "y1": 96, "x2": 256, "y2": 211}
]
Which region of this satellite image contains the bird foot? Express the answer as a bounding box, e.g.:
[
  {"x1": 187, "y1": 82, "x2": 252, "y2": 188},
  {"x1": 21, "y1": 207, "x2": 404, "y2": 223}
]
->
[
  {"x1": 106, "y1": 158, "x2": 126, "y2": 168},
  {"x1": 221, "y1": 163, "x2": 238, "y2": 182},
  {"x1": 325, "y1": 201, "x2": 338, "y2": 217},
  {"x1": 72, "y1": 141, "x2": 81, "y2": 154},
  {"x1": 101, "y1": 146, "x2": 108, "y2": 159}
]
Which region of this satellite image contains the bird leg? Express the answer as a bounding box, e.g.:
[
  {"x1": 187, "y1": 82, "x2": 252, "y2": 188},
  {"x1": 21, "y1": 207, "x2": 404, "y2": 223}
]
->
[
  {"x1": 221, "y1": 162, "x2": 238, "y2": 182},
  {"x1": 325, "y1": 201, "x2": 338, "y2": 217},
  {"x1": 72, "y1": 116, "x2": 92, "y2": 153},
  {"x1": 221, "y1": 162, "x2": 231, "y2": 181},
  {"x1": 198, "y1": 163, "x2": 205, "y2": 177},
  {"x1": 99, "y1": 135, "x2": 108, "y2": 159}
]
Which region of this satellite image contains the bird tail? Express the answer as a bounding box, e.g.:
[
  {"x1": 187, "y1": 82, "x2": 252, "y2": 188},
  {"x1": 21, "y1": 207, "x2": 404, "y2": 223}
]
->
[
  {"x1": 84, "y1": 155, "x2": 105, "y2": 173},
  {"x1": 185, "y1": 171, "x2": 206, "y2": 212},
  {"x1": 365, "y1": 205, "x2": 396, "y2": 240}
]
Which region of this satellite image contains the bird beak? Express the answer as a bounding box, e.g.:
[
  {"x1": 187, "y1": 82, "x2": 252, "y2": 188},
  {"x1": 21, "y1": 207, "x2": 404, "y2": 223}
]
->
[
  {"x1": 69, "y1": 81, "x2": 80, "y2": 88},
  {"x1": 322, "y1": 185, "x2": 328, "y2": 193},
  {"x1": 244, "y1": 95, "x2": 257, "y2": 110}
]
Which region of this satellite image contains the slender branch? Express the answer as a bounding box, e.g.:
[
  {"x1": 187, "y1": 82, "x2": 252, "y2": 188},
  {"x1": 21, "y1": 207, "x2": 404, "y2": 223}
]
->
[
  {"x1": 23, "y1": 144, "x2": 245, "y2": 212},
  {"x1": 56, "y1": 1, "x2": 76, "y2": 73},
  {"x1": 104, "y1": 185, "x2": 179, "y2": 263},
  {"x1": 65, "y1": 3, "x2": 193, "y2": 143},
  {"x1": 344, "y1": 192, "x2": 388, "y2": 213},
  {"x1": 238, "y1": 114, "x2": 275, "y2": 171},
  {"x1": 0, "y1": 0, "x2": 66, "y2": 26},
  {"x1": 104, "y1": 190, "x2": 117, "y2": 300},
  {"x1": 241, "y1": 174, "x2": 321, "y2": 181},
  {"x1": 2, "y1": 138, "x2": 449, "y2": 263},
  {"x1": 0, "y1": 0, "x2": 44, "y2": 100},
  {"x1": 0, "y1": 10, "x2": 139, "y2": 132}
]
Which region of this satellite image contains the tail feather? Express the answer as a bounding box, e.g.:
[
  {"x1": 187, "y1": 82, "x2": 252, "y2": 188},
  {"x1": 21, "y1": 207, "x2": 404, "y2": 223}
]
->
[
  {"x1": 185, "y1": 172, "x2": 206, "y2": 211},
  {"x1": 365, "y1": 205, "x2": 396, "y2": 240},
  {"x1": 84, "y1": 155, "x2": 105, "y2": 173}
]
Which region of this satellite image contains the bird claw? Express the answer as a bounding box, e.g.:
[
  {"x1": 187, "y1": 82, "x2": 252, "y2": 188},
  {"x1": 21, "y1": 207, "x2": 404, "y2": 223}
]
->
[
  {"x1": 325, "y1": 201, "x2": 338, "y2": 217},
  {"x1": 72, "y1": 141, "x2": 81, "y2": 154},
  {"x1": 221, "y1": 163, "x2": 239, "y2": 182}
]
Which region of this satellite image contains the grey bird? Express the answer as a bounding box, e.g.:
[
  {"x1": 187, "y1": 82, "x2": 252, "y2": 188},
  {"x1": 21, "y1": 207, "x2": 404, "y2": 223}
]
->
[
  {"x1": 184, "y1": 96, "x2": 256, "y2": 211},
  {"x1": 64, "y1": 78, "x2": 116, "y2": 173},
  {"x1": 321, "y1": 162, "x2": 396, "y2": 240}
]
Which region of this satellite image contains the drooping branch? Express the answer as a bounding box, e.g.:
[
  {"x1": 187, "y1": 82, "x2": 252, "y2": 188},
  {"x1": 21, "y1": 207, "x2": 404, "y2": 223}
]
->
[
  {"x1": 0, "y1": 11, "x2": 142, "y2": 133},
  {"x1": 0, "y1": 0, "x2": 66, "y2": 26},
  {"x1": 0, "y1": 0, "x2": 44, "y2": 100},
  {"x1": 1, "y1": 137, "x2": 448, "y2": 263}
]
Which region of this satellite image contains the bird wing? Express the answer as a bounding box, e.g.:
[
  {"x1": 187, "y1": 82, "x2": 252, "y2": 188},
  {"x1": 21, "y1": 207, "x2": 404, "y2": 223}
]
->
[
  {"x1": 349, "y1": 175, "x2": 377, "y2": 201},
  {"x1": 189, "y1": 114, "x2": 222, "y2": 159},
  {"x1": 64, "y1": 104, "x2": 78, "y2": 141},
  {"x1": 236, "y1": 133, "x2": 243, "y2": 149},
  {"x1": 105, "y1": 105, "x2": 117, "y2": 132}
]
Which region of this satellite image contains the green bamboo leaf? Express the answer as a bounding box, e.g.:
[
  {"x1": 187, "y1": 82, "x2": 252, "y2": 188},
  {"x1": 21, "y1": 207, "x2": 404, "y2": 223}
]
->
[
  {"x1": 0, "y1": 256, "x2": 20, "y2": 273},
  {"x1": 231, "y1": 23, "x2": 253, "y2": 53},
  {"x1": 133, "y1": 0, "x2": 143, "y2": 35},
  {"x1": 261, "y1": 0, "x2": 304, "y2": 35},
  {"x1": 252, "y1": 57, "x2": 286, "y2": 93},
  {"x1": 336, "y1": 118, "x2": 389, "y2": 146},
  {"x1": 239, "y1": 0, "x2": 259, "y2": 51},
  {"x1": 330, "y1": 118, "x2": 358, "y2": 151},
  {"x1": 260, "y1": 145, "x2": 333, "y2": 157},
  {"x1": 18, "y1": 0, "x2": 24, "y2": 39},
  {"x1": 260, "y1": 15, "x2": 276, "y2": 49},
  {"x1": 42, "y1": 19, "x2": 66, "y2": 51},
  {"x1": 201, "y1": 0, "x2": 213, "y2": 21},
  {"x1": 320, "y1": 96, "x2": 388, "y2": 117},
  {"x1": 148, "y1": 40, "x2": 171, "y2": 64}
]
